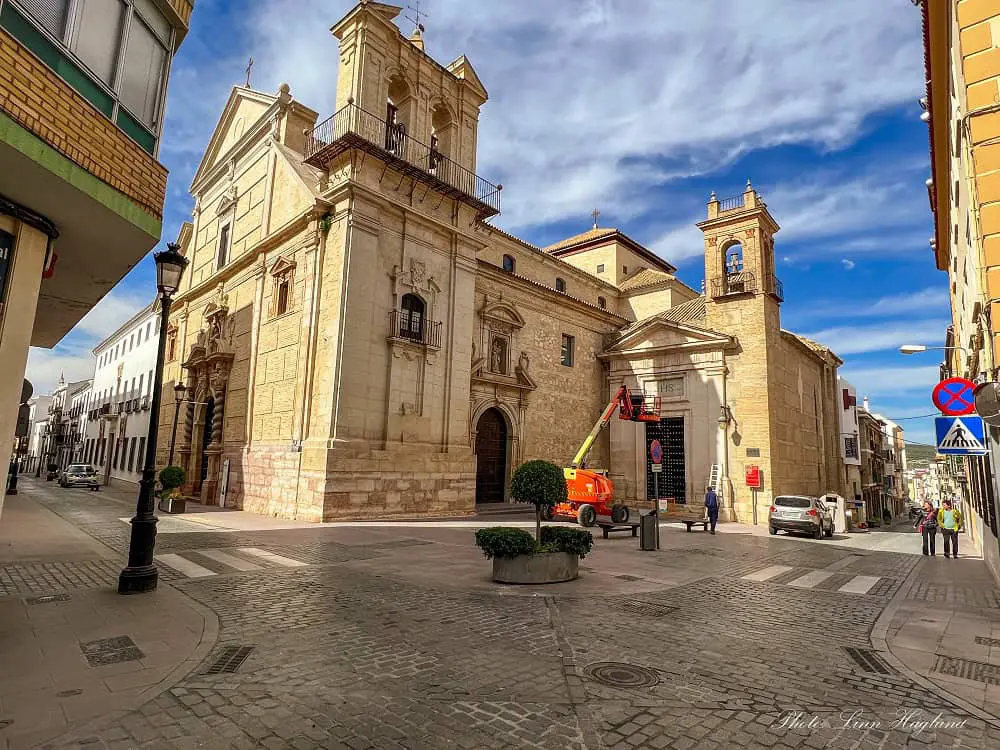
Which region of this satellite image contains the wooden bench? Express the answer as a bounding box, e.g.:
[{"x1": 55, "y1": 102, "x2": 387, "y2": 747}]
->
[
  {"x1": 658, "y1": 502, "x2": 709, "y2": 532},
  {"x1": 597, "y1": 521, "x2": 640, "y2": 539}
]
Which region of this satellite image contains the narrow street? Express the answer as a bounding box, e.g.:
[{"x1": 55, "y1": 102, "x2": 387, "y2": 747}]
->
[{"x1": 0, "y1": 478, "x2": 997, "y2": 749}]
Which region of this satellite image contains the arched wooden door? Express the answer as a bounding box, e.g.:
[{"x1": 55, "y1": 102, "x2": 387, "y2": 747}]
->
[{"x1": 475, "y1": 408, "x2": 507, "y2": 504}]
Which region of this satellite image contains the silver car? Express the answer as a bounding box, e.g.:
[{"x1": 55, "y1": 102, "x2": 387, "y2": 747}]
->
[
  {"x1": 59, "y1": 464, "x2": 100, "y2": 491},
  {"x1": 769, "y1": 495, "x2": 833, "y2": 539}
]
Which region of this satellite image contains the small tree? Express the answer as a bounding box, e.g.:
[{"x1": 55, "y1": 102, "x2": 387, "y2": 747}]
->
[
  {"x1": 159, "y1": 465, "x2": 185, "y2": 495},
  {"x1": 510, "y1": 459, "x2": 568, "y2": 543}
]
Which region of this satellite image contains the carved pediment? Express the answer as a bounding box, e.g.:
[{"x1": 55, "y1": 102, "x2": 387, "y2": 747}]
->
[
  {"x1": 269, "y1": 255, "x2": 296, "y2": 276},
  {"x1": 215, "y1": 186, "x2": 238, "y2": 215},
  {"x1": 607, "y1": 318, "x2": 733, "y2": 356},
  {"x1": 481, "y1": 301, "x2": 525, "y2": 332}
]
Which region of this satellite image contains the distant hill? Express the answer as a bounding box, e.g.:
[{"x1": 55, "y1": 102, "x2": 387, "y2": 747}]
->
[{"x1": 906, "y1": 443, "x2": 938, "y2": 465}]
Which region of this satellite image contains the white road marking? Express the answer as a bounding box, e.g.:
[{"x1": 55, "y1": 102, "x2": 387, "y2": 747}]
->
[
  {"x1": 197, "y1": 549, "x2": 263, "y2": 572},
  {"x1": 237, "y1": 547, "x2": 308, "y2": 567},
  {"x1": 157, "y1": 553, "x2": 216, "y2": 578},
  {"x1": 787, "y1": 570, "x2": 835, "y2": 589},
  {"x1": 741, "y1": 565, "x2": 793, "y2": 582},
  {"x1": 838, "y1": 575, "x2": 881, "y2": 595}
]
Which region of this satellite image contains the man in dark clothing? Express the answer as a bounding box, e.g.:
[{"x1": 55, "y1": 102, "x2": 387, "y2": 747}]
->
[{"x1": 705, "y1": 487, "x2": 720, "y2": 534}]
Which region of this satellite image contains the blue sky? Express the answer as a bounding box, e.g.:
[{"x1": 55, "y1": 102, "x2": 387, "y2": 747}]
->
[{"x1": 27, "y1": 0, "x2": 946, "y2": 446}]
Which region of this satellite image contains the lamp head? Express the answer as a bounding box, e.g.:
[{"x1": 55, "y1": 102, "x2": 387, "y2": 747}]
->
[
  {"x1": 899, "y1": 344, "x2": 928, "y2": 355},
  {"x1": 154, "y1": 243, "x2": 189, "y2": 298}
]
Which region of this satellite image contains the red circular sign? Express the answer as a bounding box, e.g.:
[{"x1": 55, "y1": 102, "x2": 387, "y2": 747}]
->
[
  {"x1": 649, "y1": 440, "x2": 663, "y2": 464},
  {"x1": 932, "y1": 377, "x2": 978, "y2": 416}
]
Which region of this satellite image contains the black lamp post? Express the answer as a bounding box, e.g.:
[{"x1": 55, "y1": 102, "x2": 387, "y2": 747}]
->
[
  {"x1": 118, "y1": 243, "x2": 188, "y2": 594},
  {"x1": 168, "y1": 382, "x2": 186, "y2": 466}
]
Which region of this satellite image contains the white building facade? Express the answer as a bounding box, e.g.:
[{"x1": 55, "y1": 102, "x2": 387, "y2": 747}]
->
[
  {"x1": 85, "y1": 302, "x2": 160, "y2": 488},
  {"x1": 838, "y1": 377, "x2": 862, "y2": 501},
  {"x1": 23, "y1": 394, "x2": 52, "y2": 474}
]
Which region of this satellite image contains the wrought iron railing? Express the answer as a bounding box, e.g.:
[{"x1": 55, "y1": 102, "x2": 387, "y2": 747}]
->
[
  {"x1": 765, "y1": 273, "x2": 784, "y2": 301},
  {"x1": 711, "y1": 271, "x2": 757, "y2": 298},
  {"x1": 305, "y1": 101, "x2": 502, "y2": 216},
  {"x1": 718, "y1": 194, "x2": 745, "y2": 212},
  {"x1": 388, "y1": 310, "x2": 442, "y2": 348}
]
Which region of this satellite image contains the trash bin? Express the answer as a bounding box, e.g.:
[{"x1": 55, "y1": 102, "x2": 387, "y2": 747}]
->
[{"x1": 640, "y1": 511, "x2": 657, "y2": 551}]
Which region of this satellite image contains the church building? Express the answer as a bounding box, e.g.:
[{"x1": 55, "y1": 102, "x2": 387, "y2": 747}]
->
[{"x1": 156, "y1": 1, "x2": 845, "y2": 524}]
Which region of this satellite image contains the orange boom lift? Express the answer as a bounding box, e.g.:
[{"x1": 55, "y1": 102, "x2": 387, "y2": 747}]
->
[{"x1": 544, "y1": 385, "x2": 660, "y2": 527}]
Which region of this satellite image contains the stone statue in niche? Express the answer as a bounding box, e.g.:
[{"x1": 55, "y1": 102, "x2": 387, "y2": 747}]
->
[
  {"x1": 409, "y1": 258, "x2": 426, "y2": 286},
  {"x1": 518, "y1": 351, "x2": 529, "y2": 373},
  {"x1": 490, "y1": 337, "x2": 507, "y2": 375}
]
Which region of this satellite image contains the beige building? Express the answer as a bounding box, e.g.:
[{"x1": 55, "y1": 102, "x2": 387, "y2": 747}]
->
[{"x1": 156, "y1": 1, "x2": 845, "y2": 523}]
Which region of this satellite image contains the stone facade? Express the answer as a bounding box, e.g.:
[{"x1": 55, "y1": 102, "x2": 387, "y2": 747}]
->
[{"x1": 155, "y1": 1, "x2": 845, "y2": 523}]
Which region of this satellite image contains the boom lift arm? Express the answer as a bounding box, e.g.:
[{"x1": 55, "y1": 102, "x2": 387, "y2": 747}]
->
[{"x1": 570, "y1": 385, "x2": 659, "y2": 469}]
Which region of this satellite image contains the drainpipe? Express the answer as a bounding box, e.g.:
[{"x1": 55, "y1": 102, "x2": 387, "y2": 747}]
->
[{"x1": 720, "y1": 355, "x2": 733, "y2": 520}]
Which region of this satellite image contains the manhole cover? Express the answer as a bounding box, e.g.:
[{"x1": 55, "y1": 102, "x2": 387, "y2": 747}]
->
[{"x1": 583, "y1": 662, "x2": 659, "y2": 689}]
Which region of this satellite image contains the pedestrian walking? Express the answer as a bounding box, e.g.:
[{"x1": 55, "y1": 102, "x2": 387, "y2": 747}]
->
[
  {"x1": 937, "y1": 499, "x2": 964, "y2": 559},
  {"x1": 705, "y1": 486, "x2": 719, "y2": 535},
  {"x1": 915, "y1": 500, "x2": 938, "y2": 556}
]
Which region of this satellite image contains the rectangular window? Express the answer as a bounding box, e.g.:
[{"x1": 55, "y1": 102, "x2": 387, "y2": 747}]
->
[
  {"x1": 147, "y1": 371, "x2": 153, "y2": 396},
  {"x1": 99, "y1": 438, "x2": 105, "y2": 465},
  {"x1": 561, "y1": 334, "x2": 575, "y2": 367},
  {"x1": 20, "y1": 0, "x2": 69, "y2": 38},
  {"x1": 119, "y1": 9, "x2": 168, "y2": 128},
  {"x1": 128, "y1": 437, "x2": 137, "y2": 472},
  {"x1": 276, "y1": 277, "x2": 290, "y2": 315},
  {"x1": 138, "y1": 373, "x2": 144, "y2": 396},
  {"x1": 112, "y1": 438, "x2": 121, "y2": 469},
  {"x1": 597, "y1": 264, "x2": 605, "y2": 273},
  {"x1": 216, "y1": 223, "x2": 231, "y2": 270},
  {"x1": 137, "y1": 437, "x2": 146, "y2": 470},
  {"x1": 69, "y1": 0, "x2": 125, "y2": 85}
]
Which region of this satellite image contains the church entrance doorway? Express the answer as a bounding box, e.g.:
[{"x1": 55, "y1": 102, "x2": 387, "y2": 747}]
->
[
  {"x1": 475, "y1": 408, "x2": 507, "y2": 504},
  {"x1": 646, "y1": 417, "x2": 686, "y2": 504}
]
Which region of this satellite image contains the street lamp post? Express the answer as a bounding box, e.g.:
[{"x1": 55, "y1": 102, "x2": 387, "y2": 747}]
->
[
  {"x1": 118, "y1": 244, "x2": 188, "y2": 595},
  {"x1": 168, "y1": 382, "x2": 186, "y2": 466}
]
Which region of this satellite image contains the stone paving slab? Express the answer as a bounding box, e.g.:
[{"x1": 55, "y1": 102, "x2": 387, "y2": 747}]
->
[{"x1": 12, "y1": 477, "x2": 1000, "y2": 749}]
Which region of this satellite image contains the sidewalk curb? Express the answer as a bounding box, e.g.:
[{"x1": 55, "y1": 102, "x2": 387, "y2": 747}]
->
[{"x1": 870, "y1": 558, "x2": 1000, "y2": 730}]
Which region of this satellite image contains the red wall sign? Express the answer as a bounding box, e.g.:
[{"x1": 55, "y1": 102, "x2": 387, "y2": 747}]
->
[{"x1": 745, "y1": 465, "x2": 762, "y2": 489}]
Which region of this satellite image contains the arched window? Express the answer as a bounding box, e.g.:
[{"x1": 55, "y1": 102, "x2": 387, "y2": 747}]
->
[
  {"x1": 400, "y1": 293, "x2": 425, "y2": 342},
  {"x1": 502, "y1": 255, "x2": 515, "y2": 273},
  {"x1": 430, "y1": 104, "x2": 454, "y2": 174},
  {"x1": 386, "y1": 76, "x2": 411, "y2": 155},
  {"x1": 598, "y1": 296, "x2": 607, "y2": 309},
  {"x1": 724, "y1": 242, "x2": 744, "y2": 275},
  {"x1": 555, "y1": 277, "x2": 566, "y2": 293}
]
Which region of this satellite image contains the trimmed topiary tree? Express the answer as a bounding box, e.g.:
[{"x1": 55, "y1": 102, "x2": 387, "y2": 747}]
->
[
  {"x1": 510, "y1": 459, "x2": 568, "y2": 543},
  {"x1": 159, "y1": 465, "x2": 185, "y2": 494}
]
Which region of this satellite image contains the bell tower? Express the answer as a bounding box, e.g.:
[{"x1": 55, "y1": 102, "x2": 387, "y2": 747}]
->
[
  {"x1": 697, "y1": 180, "x2": 784, "y2": 524},
  {"x1": 699, "y1": 179, "x2": 782, "y2": 335}
]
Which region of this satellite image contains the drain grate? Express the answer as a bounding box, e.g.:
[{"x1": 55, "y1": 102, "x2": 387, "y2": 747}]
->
[
  {"x1": 622, "y1": 599, "x2": 677, "y2": 618},
  {"x1": 615, "y1": 574, "x2": 642, "y2": 582},
  {"x1": 975, "y1": 636, "x2": 1000, "y2": 648},
  {"x1": 204, "y1": 645, "x2": 255, "y2": 675},
  {"x1": 844, "y1": 647, "x2": 896, "y2": 675},
  {"x1": 934, "y1": 655, "x2": 1000, "y2": 685},
  {"x1": 583, "y1": 662, "x2": 659, "y2": 689},
  {"x1": 25, "y1": 593, "x2": 71, "y2": 605}
]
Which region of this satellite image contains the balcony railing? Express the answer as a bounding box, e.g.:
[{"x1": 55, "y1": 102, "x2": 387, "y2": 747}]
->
[
  {"x1": 711, "y1": 271, "x2": 756, "y2": 298},
  {"x1": 765, "y1": 273, "x2": 784, "y2": 301},
  {"x1": 304, "y1": 101, "x2": 501, "y2": 219},
  {"x1": 718, "y1": 194, "x2": 745, "y2": 212},
  {"x1": 388, "y1": 310, "x2": 442, "y2": 348}
]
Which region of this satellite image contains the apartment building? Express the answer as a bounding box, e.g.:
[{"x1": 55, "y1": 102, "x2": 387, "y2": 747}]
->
[
  {"x1": 838, "y1": 376, "x2": 862, "y2": 501},
  {"x1": 922, "y1": 0, "x2": 1000, "y2": 580},
  {"x1": 0, "y1": 0, "x2": 195, "y2": 513},
  {"x1": 85, "y1": 300, "x2": 159, "y2": 488}
]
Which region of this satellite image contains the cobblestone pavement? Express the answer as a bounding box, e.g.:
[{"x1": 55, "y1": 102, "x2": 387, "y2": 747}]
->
[{"x1": 18, "y1": 482, "x2": 1000, "y2": 749}]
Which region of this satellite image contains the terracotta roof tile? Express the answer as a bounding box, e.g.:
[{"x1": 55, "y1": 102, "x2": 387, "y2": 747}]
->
[
  {"x1": 619, "y1": 267, "x2": 674, "y2": 291},
  {"x1": 544, "y1": 227, "x2": 619, "y2": 253}
]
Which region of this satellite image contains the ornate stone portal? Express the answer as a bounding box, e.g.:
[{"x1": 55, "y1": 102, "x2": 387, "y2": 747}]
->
[{"x1": 179, "y1": 288, "x2": 235, "y2": 504}]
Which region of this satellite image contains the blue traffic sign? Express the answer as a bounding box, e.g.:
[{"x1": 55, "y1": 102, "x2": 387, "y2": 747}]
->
[
  {"x1": 935, "y1": 415, "x2": 988, "y2": 455},
  {"x1": 649, "y1": 440, "x2": 663, "y2": 464},
  {"x1": 932, "y1": 377, "x2": 977, "y2": 416}
]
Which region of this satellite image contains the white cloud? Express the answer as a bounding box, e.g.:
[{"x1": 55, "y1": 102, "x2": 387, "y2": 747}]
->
[
  {"x1": 841, "y1": 259, "x2": 855, "y2": 270},
  {"x1": 160, "y1": 0, "x2": 924, "y2": 235},
  {"x1": 73, "y1": 289, "x2": 150, "y2": 340},
  {"x1": 803, "y1": 320, "x2": 947, "y2": 356},
  {"x1": 25, "y1": 344, "x2": 96, "y2": 395},
  {"x1": 867, "y1": 287, "x2": 950, "y2": 315}
]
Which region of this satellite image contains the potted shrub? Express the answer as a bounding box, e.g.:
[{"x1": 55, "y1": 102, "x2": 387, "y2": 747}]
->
[
  {"x1": 157, "y1": 465, "x2": 186, "y2": 514},
  {"x1": 474, "y1": 460, "x2": 594, "y2": 584}
]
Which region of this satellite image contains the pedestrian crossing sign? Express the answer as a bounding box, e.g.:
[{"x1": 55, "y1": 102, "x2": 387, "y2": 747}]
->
[{"x1": 935, "y1": 415, "x2": 988, "y2": 455}]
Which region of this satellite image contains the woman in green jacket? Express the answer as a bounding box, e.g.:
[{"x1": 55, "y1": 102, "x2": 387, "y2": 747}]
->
[{"x1": 937, "y1": 499, "x2": 964, "y2": 559}]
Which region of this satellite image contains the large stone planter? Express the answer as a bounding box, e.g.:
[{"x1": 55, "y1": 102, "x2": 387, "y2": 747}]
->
[{"x1": 492, "y1": 552, "x2": 579, "y2": 584}]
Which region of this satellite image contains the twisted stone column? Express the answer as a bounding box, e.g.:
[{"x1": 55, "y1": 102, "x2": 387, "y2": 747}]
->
[{"x1": 211, "y1": 389, "x2": 225, "y2": 448}]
